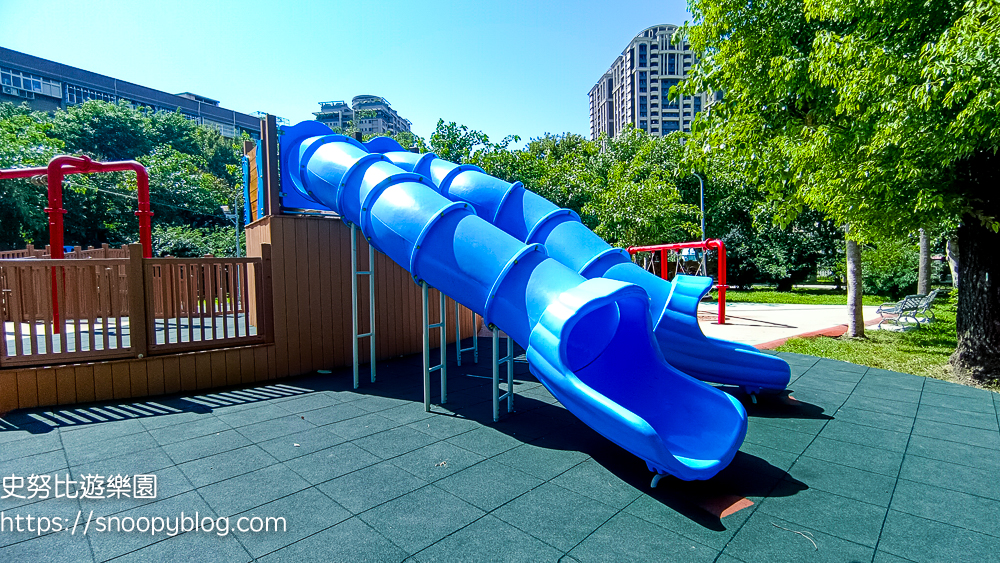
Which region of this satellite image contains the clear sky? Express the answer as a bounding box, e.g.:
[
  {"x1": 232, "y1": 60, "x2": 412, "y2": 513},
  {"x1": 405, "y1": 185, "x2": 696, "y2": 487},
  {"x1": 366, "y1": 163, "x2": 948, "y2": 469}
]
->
[{"x1": 0, "y1": 0, "x2": 692, "y2": 144}]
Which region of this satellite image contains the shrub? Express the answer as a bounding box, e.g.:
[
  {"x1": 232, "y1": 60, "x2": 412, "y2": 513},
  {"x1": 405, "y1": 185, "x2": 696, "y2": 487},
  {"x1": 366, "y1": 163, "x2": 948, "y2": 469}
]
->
[
  {"x1": 152, "y1": 224, "x2": 242, "y2": 257},
  {"x1": 860, "y1": 237, "x2": 919, "y2": 298}
]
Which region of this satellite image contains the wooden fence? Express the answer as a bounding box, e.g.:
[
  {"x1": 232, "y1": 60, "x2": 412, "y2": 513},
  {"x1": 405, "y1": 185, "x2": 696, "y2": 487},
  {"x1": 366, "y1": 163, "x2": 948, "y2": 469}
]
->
[
  {"x1": 0, "y1": 259, "x2": 133, "y2": 366},
  {"x1": 0, "y1": 243, "x2": 129, "y2": 260},
  {"x1": 145, "y1": 257, "x2": 266, "y2": 353},
  {"x1": 0, "y1": 245, "x2": 271, "y2": 368}
]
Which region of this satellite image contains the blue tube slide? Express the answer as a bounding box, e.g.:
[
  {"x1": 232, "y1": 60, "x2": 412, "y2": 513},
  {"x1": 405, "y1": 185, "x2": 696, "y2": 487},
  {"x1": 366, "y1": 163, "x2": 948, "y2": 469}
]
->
[
  {"x1": 365, "y1": 139, "x2": 790, "y2": 394},
  {"x1": 280, "y1": 121, "x2": 747, "y2": 481}
]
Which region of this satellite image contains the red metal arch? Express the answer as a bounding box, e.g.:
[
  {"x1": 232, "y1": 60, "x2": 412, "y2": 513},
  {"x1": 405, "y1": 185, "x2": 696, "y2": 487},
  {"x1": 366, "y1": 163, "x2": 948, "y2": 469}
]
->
[
  {"x1": 627, "y1": 239, "x2": 728, "y2": 324},
  {"x1": 0, "y1": 155, "x2": 152, "y2": 258}
]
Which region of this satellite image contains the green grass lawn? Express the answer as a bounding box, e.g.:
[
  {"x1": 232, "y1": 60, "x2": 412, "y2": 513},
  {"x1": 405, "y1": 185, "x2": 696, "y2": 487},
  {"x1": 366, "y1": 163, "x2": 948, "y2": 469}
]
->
[
  {"x1": 710, "y1": 286, "x2": 991, "y2": 390},
  {"x1": 709, "y1": 286, "x2": 893, "y2": 306},
  {"x1": 774, "y1": 299, "x2": 993, "y2": 390}
]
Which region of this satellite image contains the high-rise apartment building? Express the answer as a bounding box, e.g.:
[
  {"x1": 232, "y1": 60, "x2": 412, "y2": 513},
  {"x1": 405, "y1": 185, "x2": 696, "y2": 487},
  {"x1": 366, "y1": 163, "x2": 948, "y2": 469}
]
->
[
  {"x1": 0, "y1": 46, "x2": 260, "y2": 138},
  {"x1": 589, "y1": 25, "x2": 713, "y2": 139},
  {"x1": 314, "y1": 95, "x2": 411, "y2": 135}
]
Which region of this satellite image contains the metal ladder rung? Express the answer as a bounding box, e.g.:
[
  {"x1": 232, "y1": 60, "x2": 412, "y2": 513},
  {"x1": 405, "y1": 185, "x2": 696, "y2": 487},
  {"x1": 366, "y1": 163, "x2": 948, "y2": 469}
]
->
[
  {"x1": 422, "y1": 281, "x2": 447, "y2": 412},
  {"x1": 350, "y1": 223, "x2": 376, "y2": 389},
  {"x1": 492, "y1": 327, "x2": 514, "y2": 422}
]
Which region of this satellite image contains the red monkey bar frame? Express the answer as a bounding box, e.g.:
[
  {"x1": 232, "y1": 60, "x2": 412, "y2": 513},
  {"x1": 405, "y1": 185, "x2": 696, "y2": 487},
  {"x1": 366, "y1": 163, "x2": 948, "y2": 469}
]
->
[
  {"x1": 0, "y1": 155, "x2": 153, "y2": 259},
  {"x1": 0, "y1": 156, "x2": 153, "y2": 334},
  {"x1": 627, "y1": 239, "x2": 728, "y2": 325}
]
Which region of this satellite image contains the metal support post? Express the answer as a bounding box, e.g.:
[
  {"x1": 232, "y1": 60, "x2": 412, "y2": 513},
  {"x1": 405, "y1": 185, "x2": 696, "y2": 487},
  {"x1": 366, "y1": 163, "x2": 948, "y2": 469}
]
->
[
  {"x1": 455, "y1": 303, "x2": 479, "y2": 366},
  {"x1": 421, "y1": 281, "x2": 447, "y2": 411},
  {"x1": 492, "y1": 325, "x2": 514, "y2": 422},
  {"x1": 351, "y1": 223, "x2": 376, "y2": 389}
]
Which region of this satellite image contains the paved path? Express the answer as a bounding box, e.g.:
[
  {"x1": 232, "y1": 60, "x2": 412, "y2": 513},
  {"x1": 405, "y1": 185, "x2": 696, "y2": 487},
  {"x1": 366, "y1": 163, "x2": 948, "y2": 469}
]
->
[
  {"x1": 1, "y1": 341, "x2": 998, "y2": 562},
  {"x1": 699, "y1": 302, "x2": 881, "y2": 346}
]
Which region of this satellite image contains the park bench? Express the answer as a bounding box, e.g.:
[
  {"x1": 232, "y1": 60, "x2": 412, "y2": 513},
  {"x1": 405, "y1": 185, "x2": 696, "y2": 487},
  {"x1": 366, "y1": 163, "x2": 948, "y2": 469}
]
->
[{"x1": 876, "y1": 289, "x2": 940, "y2": 328}]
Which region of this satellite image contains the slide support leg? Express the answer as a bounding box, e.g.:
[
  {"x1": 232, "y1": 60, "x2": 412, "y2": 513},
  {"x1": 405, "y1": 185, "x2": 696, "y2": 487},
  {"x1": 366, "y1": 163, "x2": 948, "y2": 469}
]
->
[
  {"x1": 351, "y1": 222, "x2": 376, "y2": 389},
  {"x1": 422, "y1": 282, "x2": 447, "y2": 411},
  {"x1": 492, "y1": 325, "x2": 515, "y2": 422}
]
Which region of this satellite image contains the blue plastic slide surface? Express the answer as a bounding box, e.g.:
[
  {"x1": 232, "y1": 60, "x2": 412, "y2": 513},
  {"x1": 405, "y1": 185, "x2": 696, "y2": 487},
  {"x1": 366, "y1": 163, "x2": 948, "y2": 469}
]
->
[
  {"x1": 279, "y1": 122, "x2": 747, "y2": 480},
  {"x1": 367, "y1": 141, "x2": 790, "y2": 393}
]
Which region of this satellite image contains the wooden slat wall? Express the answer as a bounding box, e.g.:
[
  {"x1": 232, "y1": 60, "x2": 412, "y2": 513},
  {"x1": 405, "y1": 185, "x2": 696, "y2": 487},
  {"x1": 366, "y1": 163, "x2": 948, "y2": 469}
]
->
[
  {"x1": 246, "y1": 144, "x2": 259, "y2": 223},
  {"x1": 244, "y1": 215, "x2": 479, "y2": 376},
  {"x1": 0, "y1": 344, "x2": 276, "y2": 413},
  {"x1": 1, "y1": 259, "x2": 129, "y2": 323}
]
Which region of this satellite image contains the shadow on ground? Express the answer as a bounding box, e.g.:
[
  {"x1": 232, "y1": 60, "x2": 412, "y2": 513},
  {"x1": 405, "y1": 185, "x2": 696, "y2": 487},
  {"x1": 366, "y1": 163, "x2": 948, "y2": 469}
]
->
[{"x1": 0, "y1": 338, "x2": 819, "y2": 535}]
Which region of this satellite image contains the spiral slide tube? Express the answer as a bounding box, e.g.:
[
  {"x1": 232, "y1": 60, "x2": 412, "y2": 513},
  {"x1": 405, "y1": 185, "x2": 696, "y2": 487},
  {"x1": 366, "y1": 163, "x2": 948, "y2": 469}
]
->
[
  {"x1": 280, "y1": 122, "x2": 746, "y2": 480},
  {"x1": 365, "y1": 138, "x2": 789, "y2": 394}
]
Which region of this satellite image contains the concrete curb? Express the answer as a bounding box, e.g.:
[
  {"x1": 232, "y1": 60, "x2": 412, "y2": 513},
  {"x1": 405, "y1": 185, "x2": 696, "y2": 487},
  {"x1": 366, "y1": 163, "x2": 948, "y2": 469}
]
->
[{"x1": 754, "y1": 316, "x2": 882, "y2": 350}]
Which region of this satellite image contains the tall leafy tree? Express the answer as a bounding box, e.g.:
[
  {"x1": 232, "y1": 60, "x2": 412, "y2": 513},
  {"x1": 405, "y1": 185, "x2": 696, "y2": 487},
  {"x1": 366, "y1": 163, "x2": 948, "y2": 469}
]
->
[
  {"x1": 584, "y1": 132, "x2": 700, "y2": 247},
  {"x1": 684, "y1": 0, "x2": 1000, "y2": 379},
  {"x1": 0, "y1": 103, "x2": 64, "y2": 249},
  {"x1": 49, "y1": 100, "x2": 155, "y2": 161},
  {"x1": 429, "y1": 120, "x2": 488, "y2": 163},
  {"x1": 2, "y1": 99, "x2": 245, "y2": 253}
]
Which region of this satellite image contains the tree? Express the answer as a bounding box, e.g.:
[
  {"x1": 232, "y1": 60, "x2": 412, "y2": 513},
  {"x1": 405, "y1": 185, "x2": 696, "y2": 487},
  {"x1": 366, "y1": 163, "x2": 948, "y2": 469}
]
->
[
  {"x1": 2, "y1": 99, "x2": 245, "y2": 253},
  {"x1": 585, "y1": 136, "x2": 700, "y2": 247},
  {"x1": 49, "y1": 100, "x2": 155, "y2": 161},
  {"x1": 918, "y1": 228, "x2": 931, "y2": 295},
  {"x1": 684, "y1": 0, "x2": 1000, "y2": 378},
  {"x1": 704, "y1": 180, "x2": 845, "y2": 290},
  {"x1": 428, "y1": 120, "x2": 506, "y2": 164},
  {"x1": 0, "y1": 103, "x2": 64, "y2": 249},
  {"x1": 861, "y1": 236, "x2": 921, "y2": 298},
  {"x1": 681, "y1": 0, "x2": 874, "y2": 335},
  {"x1": 379, "y1": 130, "x2": 427, "y2": 153},
  {"x1": 148, "y1": 109, "x2": 201, "y2": 156}
]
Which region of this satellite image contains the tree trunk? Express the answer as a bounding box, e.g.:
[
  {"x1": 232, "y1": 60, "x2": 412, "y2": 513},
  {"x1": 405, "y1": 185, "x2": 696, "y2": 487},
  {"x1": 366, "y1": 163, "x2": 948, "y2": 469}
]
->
[
  {"x1": 845, "y1": 231, "x2": 864, "y2": 338},
  {"x1": 951, "y1": 216, "x2": 1000, "y2": 381},
  {"x1": 946, "y1": 234, "x2": 959, "y2": 288},
  {"x1": 918, "y1": 228, "x2": 930, "y2": 295},
  {"x1": 950, "y1": 151, "x2": 1000, "y2": 382}
]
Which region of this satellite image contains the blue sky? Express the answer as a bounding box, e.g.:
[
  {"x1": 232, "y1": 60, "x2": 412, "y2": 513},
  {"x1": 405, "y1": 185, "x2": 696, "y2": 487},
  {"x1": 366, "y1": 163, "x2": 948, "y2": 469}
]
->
[{"x1": 0, "y1": 0, "x2": 692, "y2": 144}]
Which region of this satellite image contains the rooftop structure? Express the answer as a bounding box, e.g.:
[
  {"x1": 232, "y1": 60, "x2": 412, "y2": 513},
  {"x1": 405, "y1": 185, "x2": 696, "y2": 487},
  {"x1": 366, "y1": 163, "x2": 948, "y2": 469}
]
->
[
  {"x1": 314, "y1": 95, "x2": 411, "y2": 135},
  {"x1": 314, "y1": 100, "x2": 354, "y2": 131},
  {"x1": 0, "y1": 46, "x2": 260, "y2": 138}
]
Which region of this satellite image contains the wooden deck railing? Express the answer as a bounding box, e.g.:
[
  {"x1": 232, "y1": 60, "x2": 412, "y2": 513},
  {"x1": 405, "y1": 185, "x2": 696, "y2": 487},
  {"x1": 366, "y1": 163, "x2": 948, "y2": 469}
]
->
[
  {"x1": 145, "y1": 257, "x2": 267, "y2": 353},
  {"x1": 0, "y1": 246, "x2": 45, "y2": 259},
  {"x1": 0, "y1": 244, "x2": 272, "y2": 368},
  {"x1": 0, "y1": 259, "x2": 133, "y2": 366},
  {"x1": 0, "y1": 243, "x2": 129, "y2": 260}
]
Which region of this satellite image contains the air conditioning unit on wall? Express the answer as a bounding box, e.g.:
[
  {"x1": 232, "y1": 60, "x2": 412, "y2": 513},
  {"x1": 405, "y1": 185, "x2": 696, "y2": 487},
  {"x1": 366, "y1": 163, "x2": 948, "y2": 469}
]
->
[{"x1": 2, "y1": 86, "x2": 34, "y2": 99}]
